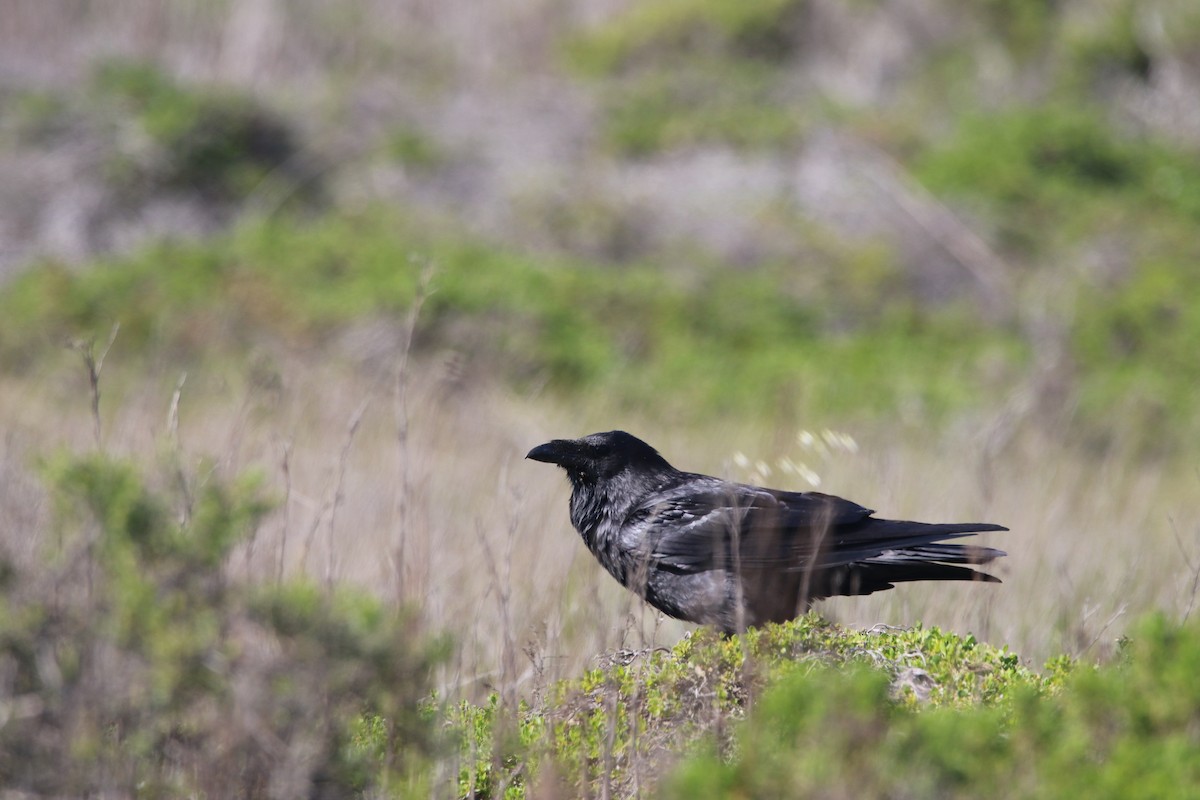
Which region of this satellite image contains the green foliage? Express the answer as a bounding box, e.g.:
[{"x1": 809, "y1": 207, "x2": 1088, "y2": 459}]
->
[
  {"x1": 385, "y1": 126, "x2": 448, "y2": 170},
  {"x1": 567, "y1": 0, "x2": 808, "y2": 75},
  {"x1": 916, "y1": 105, "x2": 1200, "y2": 255},
  {"x1": 566, "y1": 0, "x2": 808, "y2": 154},
  {"x1": 0, "y1": 454, "x2": 444, "y2": 798},
  {"x1": 8, "y1": 176, "x2": 1198, "y2": 443},
  {"x1": 0, "y1": 210, "x2": 1020, "y2": 427},
  {"x1": 449, "y1": 616, "x2": 1200, "y2": 796},
  {"x1": 598, "y1": 63, "x2": 802, "y2": 156},
  {"x1": 1063, "y1": 0, "x2": 1200, "y2": 89},
  {"x1": 93, "y1": 60, "x2": 300, "y2": 200},
  {"x1": 1071, "y1": 257, "x2": 1200, "y2": 450},
  {"x1": 1064, "y1": 0, "x2": 1153, "y2": 85},
  {"x1": 962, "y1": 0, "x2": 1058, "y2": 58},
  {"x1": 916, "y1": 103, "x2": 1200, "y2": 447},
  {"x1": 666, "y1": 613, "x2": 1200, "y2": 799},
  {"x1": 3, "y1": 88, "x2": 76, "y2": 144},
  {"x1": 452, "y1": 616, "x2": 1064, "y2": 797}
]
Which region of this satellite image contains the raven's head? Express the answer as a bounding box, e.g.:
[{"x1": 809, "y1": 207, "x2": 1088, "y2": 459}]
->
[{"x1": 527, "y1": 430, "x2": 672, "y2": 485}]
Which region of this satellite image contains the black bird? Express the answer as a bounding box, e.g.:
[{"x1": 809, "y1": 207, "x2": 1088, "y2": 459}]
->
[{"x1": 527, "y1": 431, "x2": 1006, "y2": 634}]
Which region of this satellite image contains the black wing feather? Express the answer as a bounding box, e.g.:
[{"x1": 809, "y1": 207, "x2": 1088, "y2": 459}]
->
[{"x1": 640, "y1": 476, "x2": 1005, "y2": 577}]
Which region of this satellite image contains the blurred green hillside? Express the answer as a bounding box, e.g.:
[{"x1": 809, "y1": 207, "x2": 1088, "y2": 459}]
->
[
  {"x1": 3, "y1": 0, "x2": 1198, "y2": 451},
  {"x1": 5, "y1": 204, "x2": 1199, "y2": 453}
]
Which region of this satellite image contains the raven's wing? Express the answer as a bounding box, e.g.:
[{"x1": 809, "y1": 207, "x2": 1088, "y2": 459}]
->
[
  {"x1": 633, "y1": 478, "x2": 868, "y2": 571},
  {"x1": 635, "y1": 477, "x2": 1004, "y2": 575}
]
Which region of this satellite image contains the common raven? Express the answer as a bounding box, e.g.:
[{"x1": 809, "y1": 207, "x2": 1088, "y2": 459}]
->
[{"x1": 528, "y1": 430, "x2": 1006, "y2": 634}]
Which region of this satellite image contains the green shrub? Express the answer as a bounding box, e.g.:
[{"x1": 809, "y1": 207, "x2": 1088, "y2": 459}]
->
[
  {"x1": 914, "y1": 104, "x2": 1200, "y2": 448},
  {"x1": 915, "y1": 105, "x2": 1200, "y2": 255},
  {"x1": 565, "y1": 0, "x2": 809, "y2": 154},
  {"x1": 4, "y1": 88, "x2": 76, "y2": 144},
  {"x1": 1071, "y1": 257, "x2": 1200, "y2": 451},
  {"x1": 453, "y1": 616, "x2": 1064, "y2": 798},
  {"x1": 598, "y1": 63, "x2": 802, "y2": 156},
  {"x1": 94, "y1": 60, "x2": 300, "y2": 201},
  {"x1": 0, "y1": 210, "x2": 1021, "y2": 428},
  {"x1": 385, "y1": 126, "x2": 448, "y2": 170},
  {"x1": 0, "y1": 454, "x2": 445, "y2": 798},
  {"x1": 961, "y1": 0, "x2": 1058, "y2": 58},
  {"x1": 566, "y1": 0, "x2": 808, "y2": 76},
  {"x1": 1064, "y1": 0, "x2": 1153, "y2": 85},
  {"x1": 666, "y1": 614, "x2": 1200, "y2": 799}
]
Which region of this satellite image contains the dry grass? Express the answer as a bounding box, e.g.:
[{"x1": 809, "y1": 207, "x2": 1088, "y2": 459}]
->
[
  {"x1": 0, "y1": 350, "x2": 683, "y2": 698},
  {"x1": 2, "y1": 348, "x2": 1196, "y2": 711}
]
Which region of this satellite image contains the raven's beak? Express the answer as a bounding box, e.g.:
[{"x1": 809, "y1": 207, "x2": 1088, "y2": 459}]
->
[{"x1": 526, "y1": 439, "x2": 572, "y2": 464}]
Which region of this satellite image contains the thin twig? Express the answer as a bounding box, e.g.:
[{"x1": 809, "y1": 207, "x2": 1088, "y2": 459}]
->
[
  {"x1": 74, "y1": 322, "x2": 120, "y2": 450},
  {"x1": 166, "y1": 371, "x2": 187, "y2": 440},
  {"x1": 299, "y1": 498, "x2": 329, "y2": 577},
  {"x1": 166, "y1": 372, "x2": 194, "y2": 525},
  {"x1": 857, "y1": 142, "x2": 1013, "y2": 316},
  {"x1": 325, "y1": 395, "x2": 372, "y2": 590},
  {"x1": 1080, "y1": 604, "x2": 1128, "y2": 657},
  {"x1": 601, "y1": 688, "x2": 618, "y2": 800},
  {"x1": 277, "y1": 438, "x2": 294, "y2": 584},
  {"x1": 1169, "y1": 516, "x2": 1200, "y2": 622},
  {"x1": 473, "y1": 517, "x2": 515, "y2": 694},
  {"x1": 392, "y1": 259, "x2": 436, "y2": 604}
]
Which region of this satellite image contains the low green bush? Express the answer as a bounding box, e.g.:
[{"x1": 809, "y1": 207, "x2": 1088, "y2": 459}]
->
[
  {"x1": 8, "y1": 193, "x2": 1200, "y2": 446},
  {"x1": 667, "y1": 614, "x2": 1200, "y2": 798},
  {"x1": 452, "y1": 617, "x2": 1066, "y2": 798},
  {"x1": 94, "y1": 60, "x2": 302, "y2": 201},
  {"x1": 450, "y1": 611, "x2": 1200, "y2": 798},
  {"x1": 960, "y1": 0, "x2": 1059, "y2": 59},
  {"x1": 0, "y1": 210, "x2": 1019, "y2": 428},
  {"x1": 0, "y1": 454, "x2": 445, "y2": 798},
  {"x1": 1064, "y1": 0, "x2": 1153, "y2": 86},
  {"x1": 565, "y1": 0, "x2": 809, "y2": 154},
  {"x1": 1072, "y1": 255, "x2": 1200, "y2": 452},
  {"x1": 596, "y1": 62, "x2": 802, "y2": 156},
  {"x1": 566, "y1": 0, "x2": 808, "y2": 77},
  {"x1": 915, "y1": 105, "x2": 1200, "y2": 255}
]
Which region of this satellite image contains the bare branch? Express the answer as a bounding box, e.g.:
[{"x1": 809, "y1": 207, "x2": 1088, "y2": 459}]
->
[
  {"x1": 391, "y1": 258, "x2": 437, "y2": 604},
  {"x1": 73, "y1": 322, "x2": 120, "y2": 450}
]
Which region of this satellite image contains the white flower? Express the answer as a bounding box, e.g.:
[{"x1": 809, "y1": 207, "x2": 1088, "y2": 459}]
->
[{"x1": 799, "y1": 464, "x2": 822, "y2": 487}]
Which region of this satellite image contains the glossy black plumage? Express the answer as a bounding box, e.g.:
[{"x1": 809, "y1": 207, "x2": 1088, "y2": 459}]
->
[{"x1": 528, "y1": 430, "x2": 1006, "y2": 634}]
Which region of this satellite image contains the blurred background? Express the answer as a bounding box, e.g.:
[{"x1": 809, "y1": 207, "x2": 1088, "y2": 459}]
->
[{"x1": 2, "y1": 0, "x2": 1199, "y2": 705}]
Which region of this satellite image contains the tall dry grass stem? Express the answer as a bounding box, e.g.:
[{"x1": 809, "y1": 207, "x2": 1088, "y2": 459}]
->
[
  {"x1": 277, "y1": 437, "x2": 294, "y2": 583},
  {"x1": 72, "y1": 322, "x2": 120, "y2": 451},
  {"x1": 391, "y1": 258, "x2": 436, "y2": 606}
]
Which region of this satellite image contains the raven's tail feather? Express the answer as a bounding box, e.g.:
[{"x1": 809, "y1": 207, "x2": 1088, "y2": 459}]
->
[
  {"x1": 874, "y1": 542, "x2": 1007, "y2": 566},
  {"x1": 821, "y1": 520, "x2": 1008, "y2": 566},
  {"x1": 815, "y1": 520, "x2": 1007, "y2": 598}
]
